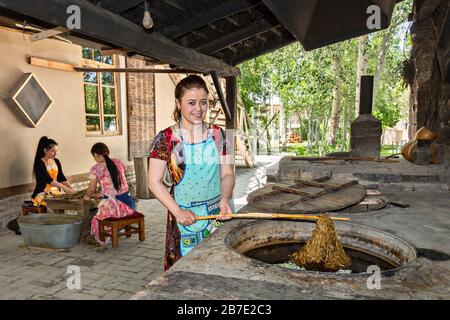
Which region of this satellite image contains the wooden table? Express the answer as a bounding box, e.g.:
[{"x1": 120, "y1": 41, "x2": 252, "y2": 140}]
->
[{"x1": 45, "y1": 197, "x2": 99, "y2": 239}]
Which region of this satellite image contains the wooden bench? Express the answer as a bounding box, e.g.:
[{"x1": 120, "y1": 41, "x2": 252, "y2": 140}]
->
[
  {"x1": 21, "y1": 201, "x2": 47, "y2": 216},
  {"x1": 98, "y1": 212, "x2": 145, "y2": 249}
]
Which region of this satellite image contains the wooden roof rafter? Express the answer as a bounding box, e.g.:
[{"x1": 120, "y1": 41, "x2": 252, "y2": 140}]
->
[
  {"x1": 95, "y1": 0, "x2": 143, "y2": 14},
  {"x1": 195, "y1": 20, "x2": 280, "y2": 54},
  {"x1": 223, "y1": 28, "x2": 295, "y2": 65},
  {"x1": 0, "y1": 0, "x2": 240, "y2": 76},
  {"x1": 162, "y1": 0, "x2": 261, "y2": 39}
]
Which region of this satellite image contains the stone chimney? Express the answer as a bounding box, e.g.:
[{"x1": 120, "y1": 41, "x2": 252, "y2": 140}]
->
[{"x1": 350, "y1": 75, "x2": 382, "y2": 158}]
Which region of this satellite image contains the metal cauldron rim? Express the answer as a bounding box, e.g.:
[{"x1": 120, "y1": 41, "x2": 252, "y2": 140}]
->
[{"x1": 224, "y1": 219, "x2": 418, "y2": 277}]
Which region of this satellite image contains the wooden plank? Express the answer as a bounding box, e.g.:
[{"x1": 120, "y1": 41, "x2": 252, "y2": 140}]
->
[
  {"x1": 272, "y1": 185, "x2": 321, "y2": 198},
  {"x1": 366, "y1": 189, "x2": 382, "y2": 196},
  {"x1": 74, "y1": 67, "x2": 199, "y2": 73},
  {"x1": 29, "y1": 56, "x2": 75, "y2": 72},
  {"x1": 0, "y1": 0, "x2": 239, "y2": 77},
  {"x1": 248, "y1": 184, "x2": 367, "y2": 214},
  {"x1": 134, "y1": 157, "x2": 150, "y2": 199},
  {"x1": 30, "y1": 26, "x2": 69, "y2": 42},
  {"x1": 101, "y1": 48, "x2": 132, "y2": 55},
  {"x1": 295, "y1": 178, "x2": 358, "y2": 191}
]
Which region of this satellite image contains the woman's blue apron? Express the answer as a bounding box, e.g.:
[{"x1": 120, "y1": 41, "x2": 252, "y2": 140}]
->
[{"x1": 174, "y1": 125, "x2": 233, "y2": 257}]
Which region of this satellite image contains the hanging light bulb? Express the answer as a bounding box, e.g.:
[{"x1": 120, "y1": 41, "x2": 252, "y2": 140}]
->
[{"x1": 142, "y1": 1, "x2": 153, "y2": 29}]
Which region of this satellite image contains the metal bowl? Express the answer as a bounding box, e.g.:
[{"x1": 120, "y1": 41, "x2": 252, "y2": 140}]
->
[{"x1": 18, "y1": 214, "x2": 82, "y2": 249}]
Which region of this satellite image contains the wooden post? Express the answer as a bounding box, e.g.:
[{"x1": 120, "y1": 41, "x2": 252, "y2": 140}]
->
[
  {"x1": 225, "y1": 76, "x2": 237, "y2": 130},
  {"x1": 226, "y1": 76, "x2": 237, "y2": 168},
  {"x1": 134, "y1": 157, "x2": 151, "y2": 199}
]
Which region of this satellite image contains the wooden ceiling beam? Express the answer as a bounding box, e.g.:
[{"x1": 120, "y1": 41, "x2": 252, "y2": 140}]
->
[
  {"x1": 0, "y1": 0, "x2": 240, "y2": 77},
  {"x1": 163, "y1": 0, "x2": 260, "y2": 39},
  {"x1": 161, "y1": 0, "x2": 184, "y2": 12},
  {"x1": 225, "y1": 16, "x2": 239, "y2": 26},
  {"x1": 95, "y1": 0, "x2": 143, "y2": 14},
  {"x1": 224, "y1": 32, "x2": 295, "y2": 66},
  {"x1": 195, "y1": 20, "x2": 279, "y2": 54}
]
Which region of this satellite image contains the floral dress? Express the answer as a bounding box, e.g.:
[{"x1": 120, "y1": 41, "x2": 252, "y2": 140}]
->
[
  {"x1": 89, "y1": 159, "x2": 134, "y2": 244},
  {"x1": 150, "y1": 123, "x2": 232, "y2": 270}
]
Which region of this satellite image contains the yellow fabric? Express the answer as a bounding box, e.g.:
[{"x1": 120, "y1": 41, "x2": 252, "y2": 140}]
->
[{"x1": 32, "y1": 161, "x2": 62, "y2": 207}]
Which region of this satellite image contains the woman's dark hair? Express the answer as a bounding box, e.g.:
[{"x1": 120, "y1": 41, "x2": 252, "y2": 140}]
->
[
  {"x1": 173, "y1": 75, "x2": 209, "y2": 121},
  {"x1": 33, "y1": 136, "x2": 57, "y2": 179},
  {"x1": 91, "y1": 142, "x2": 121, "y2": 192}
]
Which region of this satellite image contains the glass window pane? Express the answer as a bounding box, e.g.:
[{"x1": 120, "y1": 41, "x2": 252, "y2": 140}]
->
[
  {"x1": 83, "y1": 72, "x2": 97, "y2": 84},
  {"x1": 84, "y1": 85, "x2": 99, "y2": 114},
  {"x1": 102, "y1": 55, "x2": 113, "y2": 65},
  {"x1": 94, "y1": 49, "x2": 102, "y2": 62},
  {"x1": 86, "y1": 116, "x2": 100, "y2": 131},
  {"x1": 102, "y1": 87, "x2": 116, "y2": 115},
  {"x1": 102, "y1": 72, "x2": 114, "y2": 86},
  {"x1": 82, "y1": 48, "x2": 92, "y2": 59},
  {"x1": 104, "y1": 117, "x2": 117, "y2": 132}
]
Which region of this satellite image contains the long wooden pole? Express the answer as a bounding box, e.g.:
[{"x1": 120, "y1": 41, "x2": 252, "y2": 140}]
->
[
  {"x1": 291, "y1": 156, "x2": 398, "y2": 163},
  {"x1": 74, "y1": 67, "x2": 200, "y2": 73},
  {"x1": 196, "y1": 213, "x2": 350, "y2": 221}
]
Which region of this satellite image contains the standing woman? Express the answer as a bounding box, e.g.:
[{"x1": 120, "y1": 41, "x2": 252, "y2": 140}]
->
[
  {"x1": 149, "y1": 75, "x2": 235, "y2": 270},
  {"x1": 84, "y1": 143, "x2": 135, "y2": 245},
  {"x1": 32, "y1": 136, "x2": 73, "y2": 206}
]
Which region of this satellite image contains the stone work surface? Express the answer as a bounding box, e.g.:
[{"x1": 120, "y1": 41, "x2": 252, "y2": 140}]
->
[
  {"x1": 135, "y1": 185, "x2": 450, "y2": 300},
  {"x1": 134, "y1": 157, "x2": 450, "y2": 300},
  {"x1": 271, "y1": 156, "x2": 450, "y2": 184}
]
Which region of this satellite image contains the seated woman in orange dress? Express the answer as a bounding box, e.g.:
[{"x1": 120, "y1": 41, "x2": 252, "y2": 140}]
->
[
  {"x1": 83, "y1": 143, "x2": 135, "y2": 246},
  {"x1": 31, "y1": 136, "x2": 74, "y2": 206}
]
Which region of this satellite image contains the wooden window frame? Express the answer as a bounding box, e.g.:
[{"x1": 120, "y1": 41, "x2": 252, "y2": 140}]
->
[{"x1": 82, "y1": 49, "x2": 121, "y2": 137}]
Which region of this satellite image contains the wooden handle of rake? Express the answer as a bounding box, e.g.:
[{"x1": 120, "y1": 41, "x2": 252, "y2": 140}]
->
[{"x1": 195, "y1": 213, "x2": 350, "y2": 221}]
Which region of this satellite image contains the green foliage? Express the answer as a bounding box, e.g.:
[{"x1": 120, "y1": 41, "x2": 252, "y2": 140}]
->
[{"x1": 238, "y1": 0, "x2": 413, "y2": 156}]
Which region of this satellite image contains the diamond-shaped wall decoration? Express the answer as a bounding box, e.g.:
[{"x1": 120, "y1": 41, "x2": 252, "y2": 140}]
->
[{"x1": 7, "y1": 73, "x2": 53, "y2": 127}]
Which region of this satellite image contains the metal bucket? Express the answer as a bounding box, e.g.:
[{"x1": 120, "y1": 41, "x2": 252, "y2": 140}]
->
[{"x1": 18, "y1": 214, "x2": 83, "y2": 249}]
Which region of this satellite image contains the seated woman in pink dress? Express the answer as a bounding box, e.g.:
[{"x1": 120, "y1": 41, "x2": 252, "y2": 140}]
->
[{"x1": 83, "y1": 143, "x2": 135, "y2": 245}]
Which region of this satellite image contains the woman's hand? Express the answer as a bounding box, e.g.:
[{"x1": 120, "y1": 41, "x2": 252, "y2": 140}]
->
[
  {"x1": 93, "y1": 192, "x2": 103, "y2": 199},
  {"x1": 173, "y1": 208, "x2": 197, "y2": 226},
  {"x1": 217, "y1": 199, "x2": 233, "y2": 220},
  {"x1": 83, "y1": 195, "x2": 90, "y2": 201},
  {"x1": 63, "y1": 186, "x2": 74, "y2": 194}
]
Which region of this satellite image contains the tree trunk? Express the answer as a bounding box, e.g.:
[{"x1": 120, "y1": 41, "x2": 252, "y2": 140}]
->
[
  {"x1": 373, "y1": 31, "x2": 391, "y2": 104},
  {"x1": 321, "y1": 117, "x2": 329, "y2": 155},
  {"x1": 314, "y1": 119, "x2": 320, "y2": 156},
  {"x1": 307, "y1": 116, "x2": 312, "y2": 153},
  {"x1": 341, "y1": 101, "x2": 349, "y2": 152},
  {"x1": 355, "y1": 35, "x2": 369, "y2": 117},
  {"x1": 327, "y1": 52, "x2": 342, "y2": 145}
]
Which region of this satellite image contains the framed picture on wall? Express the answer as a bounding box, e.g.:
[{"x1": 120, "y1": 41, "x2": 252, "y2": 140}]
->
[{"x1": 7, "y1": 73, "x2": 53, "y2": 127}]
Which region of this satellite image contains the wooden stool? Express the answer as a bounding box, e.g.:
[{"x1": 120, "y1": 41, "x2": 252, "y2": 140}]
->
[
  {"x1": 98, "y1": 212, "x2": 145, "y2": 249},
  {"x1": 21, "y1": 201, "x2": 47, "y2": 216}
]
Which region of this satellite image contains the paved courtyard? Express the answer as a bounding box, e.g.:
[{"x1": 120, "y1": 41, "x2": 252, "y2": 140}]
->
[{"x1": 0, "y1": 156, "x2": 280, "y2": 300}]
